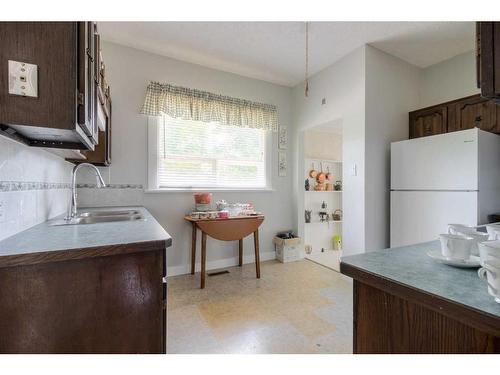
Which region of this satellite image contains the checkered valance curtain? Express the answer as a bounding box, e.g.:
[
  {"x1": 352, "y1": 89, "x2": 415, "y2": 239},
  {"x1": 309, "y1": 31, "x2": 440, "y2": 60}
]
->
[{"x1": 140, "y1": 81, "x2": 278, "y2": 132}]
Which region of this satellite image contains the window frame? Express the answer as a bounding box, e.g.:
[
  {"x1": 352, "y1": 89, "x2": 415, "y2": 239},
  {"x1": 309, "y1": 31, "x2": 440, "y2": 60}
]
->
[{"x1": 146, "y1": 116, "x2": 274, "y2": 192}]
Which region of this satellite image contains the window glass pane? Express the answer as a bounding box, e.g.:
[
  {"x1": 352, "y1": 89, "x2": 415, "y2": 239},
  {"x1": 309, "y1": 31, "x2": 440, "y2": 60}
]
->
[{"x1": 158, "y1": 116, "x2": 267, "y2": 188}]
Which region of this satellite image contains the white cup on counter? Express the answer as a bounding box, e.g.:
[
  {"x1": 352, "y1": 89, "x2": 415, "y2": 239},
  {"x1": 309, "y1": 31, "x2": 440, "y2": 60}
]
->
[
  {"x1": 448, "y1": 224, "x2": 477, "y2": 236},
  {"x1": 458, "y1": 231, "x2": 488, "y2": 256},
  {"x1": 477, "y1": 259, "x2": 500, "y2": 304},
  {"x1": 485, "y1": 224, "x2": 500, "y2": 240},
  {"x1": 439, "y1": 233, "x2": 474, "y2": 261},
  {"x1": 478, "y1": 240, "x2": 500, "y2": 267},
  {"x1": 447, "y1": 224, "x2": 489, "y2": 256}
]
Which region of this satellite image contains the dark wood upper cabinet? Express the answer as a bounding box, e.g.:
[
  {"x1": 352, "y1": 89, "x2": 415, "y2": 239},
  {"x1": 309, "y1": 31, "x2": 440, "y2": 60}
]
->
[
  {"x1": 0, "y1": 22, "x2": 110, "y2": 152},
  {"x1": 409, "y1": 105, "x2": 447, "y2": 138},
  {"x1": 410, "y1": 95, "x2": 500, "y2": 139},
  {"x1": 477, "y1": 22, "x2": 500, "y2": 101},
  {"x1": 448, "y1": 95, "x2": 498, "y2": 133},
  {"x1": 68, "y1": 99, "x2": 111, "y2": 166},
  {"x1": 67, "y1": 24, "x2": 112, "y2": 167}
]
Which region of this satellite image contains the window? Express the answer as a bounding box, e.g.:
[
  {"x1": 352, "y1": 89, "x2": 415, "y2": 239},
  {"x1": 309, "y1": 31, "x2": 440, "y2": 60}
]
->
[{"x1": 148, "y1": 116, "x2": 271, "y2": 190}]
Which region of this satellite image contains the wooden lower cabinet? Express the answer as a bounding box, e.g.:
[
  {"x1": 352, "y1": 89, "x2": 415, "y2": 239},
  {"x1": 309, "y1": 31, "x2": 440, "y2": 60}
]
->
[
  {"x1": 0, "y1": 248, "x2": 166, "y2": 354},
  {"x1": 410, "y1": 94, "x2": 500, "y2": 139},
  {"x1": 353, "y1": 281, "x2": 500, "y2": 353}
]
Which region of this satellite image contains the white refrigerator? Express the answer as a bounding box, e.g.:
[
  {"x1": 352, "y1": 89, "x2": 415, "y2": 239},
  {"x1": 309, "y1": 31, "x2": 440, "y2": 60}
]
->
[{"x1": 390, "y1": 128, "x2": 500, "y2": 248}]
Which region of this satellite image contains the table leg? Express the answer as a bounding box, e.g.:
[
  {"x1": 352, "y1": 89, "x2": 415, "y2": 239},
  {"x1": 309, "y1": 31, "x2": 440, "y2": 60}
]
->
[
  {"x1": 239, "y1": 239, "x2": 243, "y2": 266},
  {"x1": 253, "y1": 229, "x2": 260, "y2": 279},
  {"x1": 201, "y1": 231, "x2": 207, "y2": 289},
  {"x1": 191, "y1": 223, "x2": 197, "y2": 275}
]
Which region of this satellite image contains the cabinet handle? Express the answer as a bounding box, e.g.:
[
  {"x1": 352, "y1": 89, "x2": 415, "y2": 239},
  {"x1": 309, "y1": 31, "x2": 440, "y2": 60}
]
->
[
  {"x1": 77, "y1": 92, "x2": 84, "y2": 106},
  {"x1": 86, "y1": 48, "x2": 94, "y2": 63},
  {"x1": 475, "y1": 115, "x2": 482, "y2": 123}
]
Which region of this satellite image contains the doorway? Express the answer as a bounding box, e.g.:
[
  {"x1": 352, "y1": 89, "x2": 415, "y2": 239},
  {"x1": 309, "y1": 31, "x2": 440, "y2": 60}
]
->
[{"x1": 300, "y1": 121, "x2": 343, "y2": 271}]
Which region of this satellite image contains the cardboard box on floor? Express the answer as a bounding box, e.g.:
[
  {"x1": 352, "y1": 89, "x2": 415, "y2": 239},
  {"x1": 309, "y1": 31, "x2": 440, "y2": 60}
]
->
[{"x1": 273, "y1": 237, "x2": 302, "y2": 263}]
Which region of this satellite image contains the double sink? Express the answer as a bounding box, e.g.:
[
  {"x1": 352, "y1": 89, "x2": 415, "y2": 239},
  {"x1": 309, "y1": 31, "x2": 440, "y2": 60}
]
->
[{"x1": 50, "y1": 209, "x2": 144, "y2": 226}]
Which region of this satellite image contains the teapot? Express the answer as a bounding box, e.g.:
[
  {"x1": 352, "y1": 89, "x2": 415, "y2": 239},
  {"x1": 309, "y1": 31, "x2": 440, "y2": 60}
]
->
[{"x1": 334, "y1": 180, "x2": 342, "y2": 191}]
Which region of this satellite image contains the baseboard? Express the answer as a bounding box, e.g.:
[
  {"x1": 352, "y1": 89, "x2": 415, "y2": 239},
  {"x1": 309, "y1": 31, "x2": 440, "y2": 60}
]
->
[{"x1": 167, "y1": 251, "x2": 276, "y2": 277}]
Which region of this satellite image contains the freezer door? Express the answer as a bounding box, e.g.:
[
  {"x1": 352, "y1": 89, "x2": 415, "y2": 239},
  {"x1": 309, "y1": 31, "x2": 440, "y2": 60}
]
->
[
  {"x1": 390, "y1": 191, "x2": 478, "y2": 248},
  {"x1": 391, "y1": 129, "x2": 478, "y2": 191}
]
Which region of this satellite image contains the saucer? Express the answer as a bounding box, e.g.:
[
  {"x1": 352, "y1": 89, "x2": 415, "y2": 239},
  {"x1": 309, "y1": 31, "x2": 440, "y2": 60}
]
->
[{"x1": 427, "y1": 250, "x2": 481, "y2": 268}]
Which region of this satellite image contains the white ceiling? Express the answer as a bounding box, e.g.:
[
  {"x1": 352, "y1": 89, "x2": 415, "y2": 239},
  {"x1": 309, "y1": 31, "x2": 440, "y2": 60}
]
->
[{"x1": 98, "y1": 21, "x2": 475, "y2": 87}]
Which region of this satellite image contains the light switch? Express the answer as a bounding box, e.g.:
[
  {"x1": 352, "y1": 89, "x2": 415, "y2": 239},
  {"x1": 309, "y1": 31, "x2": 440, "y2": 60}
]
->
[
  {"x1": 8, "y1": 60, "x2": 38, "y2": 97},
  {"x1": 350, "y1": 163, "x2": 357, "y2": 176}
]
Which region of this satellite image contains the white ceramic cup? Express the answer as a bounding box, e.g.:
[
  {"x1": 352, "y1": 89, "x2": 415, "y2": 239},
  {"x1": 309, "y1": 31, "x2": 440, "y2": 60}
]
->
[
  {"x1": 486, "y1": 224, "x2": 500, "y2": 240},
  {"x1": 439, "y1": 233, "x2": 474, "y2": 260},
  {"x1": 478, "y1": 240, "x2": 500, "y2": 267},
  {"x1": 454, "y1": 230, "x2": 489, "y2": 256},
  {"x1": 448, "y1": 224, "x2": 477, "y2": 236},
  {"x1": 477, "y1": 259, "x2": 500, "y2": 303}
]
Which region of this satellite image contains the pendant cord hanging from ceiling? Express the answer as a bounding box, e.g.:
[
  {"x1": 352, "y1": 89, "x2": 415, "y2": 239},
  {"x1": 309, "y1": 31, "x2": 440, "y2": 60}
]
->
[{"x1": 305, "y1": 21, "x2": 309, "y2": 97}]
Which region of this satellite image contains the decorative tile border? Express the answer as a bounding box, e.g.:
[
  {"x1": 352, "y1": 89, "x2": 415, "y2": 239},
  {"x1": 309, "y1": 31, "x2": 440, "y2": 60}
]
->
[
  {"x1": 0, "y1": 181, "x2": 71, "y2": 192},
  {"x1": 0, "y1": 181, "x2": 144, "y2": 192}
]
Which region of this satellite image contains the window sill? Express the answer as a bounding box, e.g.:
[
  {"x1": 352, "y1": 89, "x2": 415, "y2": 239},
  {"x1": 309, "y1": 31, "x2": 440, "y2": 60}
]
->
[{"x1": 144, "y1": 187, "x2": 275, "y2": 193}]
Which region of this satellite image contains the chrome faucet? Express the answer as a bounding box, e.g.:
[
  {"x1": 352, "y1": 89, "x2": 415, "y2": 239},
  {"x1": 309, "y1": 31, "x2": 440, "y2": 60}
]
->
[{"x1": 66, "y1": 163, "x2": 106, "y2": 220}]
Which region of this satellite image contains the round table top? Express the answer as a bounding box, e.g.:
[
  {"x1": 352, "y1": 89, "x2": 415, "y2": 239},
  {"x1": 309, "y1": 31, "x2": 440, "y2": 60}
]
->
[{"x1": 184, "y1": 214, "x2": 265, "y2": 222}]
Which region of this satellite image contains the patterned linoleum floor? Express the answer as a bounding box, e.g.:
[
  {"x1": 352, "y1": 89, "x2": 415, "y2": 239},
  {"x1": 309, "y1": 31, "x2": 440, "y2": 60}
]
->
[{"x1": 166, "y1": 259, "x2": 353, "y2": 354}]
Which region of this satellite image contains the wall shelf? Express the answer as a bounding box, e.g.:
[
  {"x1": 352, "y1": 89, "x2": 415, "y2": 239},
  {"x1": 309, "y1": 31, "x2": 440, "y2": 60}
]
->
[
  {"x1": 305, "y1": 221, "x2": 342, "y2": 224},
  {"x1": 304, "y1": 154, "x2": 343, "y2": 256},
  {"x1": 306, "y1": 158, "x2": 343, "y2": 164},
  {"x1": 305, "y1": 190, "x2": 342, "y2": 193}
]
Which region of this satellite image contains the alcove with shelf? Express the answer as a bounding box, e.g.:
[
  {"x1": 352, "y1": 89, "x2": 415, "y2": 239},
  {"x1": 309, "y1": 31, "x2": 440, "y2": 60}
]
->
[{"x1": 302, "y1": 123, "x2": 343, "y2": 271}]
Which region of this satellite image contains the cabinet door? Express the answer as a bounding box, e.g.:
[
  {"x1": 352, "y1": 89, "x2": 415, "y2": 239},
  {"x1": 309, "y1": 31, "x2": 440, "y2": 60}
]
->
[
  {"x1": 77, "y1": 22, "x2": 98, "y2": 145},
  {"x1": 88, "y1": 22, "x2": 98, "y2": 145},
  {"x1": 77, "y1": 22, "x2": 92, "y2": 139},
  {"x1": 477, "y1": 22, "x2": 500, "y2": 101},
  {"x1": 67, "y1": 99, "x2": 111, "y2": 166},
  {"x1": 409, "y1": 106, "x2": 447, "y2": 139},
  {"x1": 106, "y1": 100, "x2": 112, "y2": 165},
  {"x1": 450, "y1": 95, "x2": 498, "y2": 133},
  {"x1": 0, "y1": 23, "x2": 76, "y2": 132}
]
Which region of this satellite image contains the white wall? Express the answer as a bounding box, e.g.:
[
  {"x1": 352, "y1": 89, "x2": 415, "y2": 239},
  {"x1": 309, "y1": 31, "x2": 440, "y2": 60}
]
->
[
  {"x1": 82, "y1": 44, "x2": 478, "y2": 263},
  {"x1": 419, "y1": 50, "x2": 479, "y2": 108},
  {"x1": 293, "y1": 45, "x2": 421, "y2": 255},
  {"x1": 364, "y1": 46, "x2": 420, "y2": 251},
  {"x1": 85, "y1": 42, "x2": 294, "y2": 276},
  {"x1": 304, "y1": 130, "x2": 342, "y2": 161},
  {"x1": 0, "y1": 43, "x2": 478, "y2": 261},
  {"x1": 293, "y1": 47, "x2": 366, "y2": 255},
  {"x1": 0, "y1": 136, "x2": 72, "y2": 241}
]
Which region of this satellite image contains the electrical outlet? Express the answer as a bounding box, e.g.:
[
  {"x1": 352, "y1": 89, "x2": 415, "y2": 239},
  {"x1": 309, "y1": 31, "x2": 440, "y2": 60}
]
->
[
  {"x1": 8, "y1": 60, "x2": 38, "y2": 97},
  {"x1": 0, "y1": 200, "x2": 5, "y2": 223}
]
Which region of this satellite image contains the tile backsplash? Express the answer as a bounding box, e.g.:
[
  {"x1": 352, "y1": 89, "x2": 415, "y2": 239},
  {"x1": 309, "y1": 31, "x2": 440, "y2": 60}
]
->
[
  {"x1": 0, "y1": 136, "x2": 73, "y2": 241},
  {"x1": 76, "y1": 184, "x2": 144, "y2": 208}
]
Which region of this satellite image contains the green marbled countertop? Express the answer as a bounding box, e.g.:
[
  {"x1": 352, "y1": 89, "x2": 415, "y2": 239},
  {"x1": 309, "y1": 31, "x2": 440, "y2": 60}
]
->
[
  {"x1": 0, "y1": 206, "x2": 171, "y2": 267},
  {"x1": 341, "y1": 240, "x2": 500, "y2": 318}
]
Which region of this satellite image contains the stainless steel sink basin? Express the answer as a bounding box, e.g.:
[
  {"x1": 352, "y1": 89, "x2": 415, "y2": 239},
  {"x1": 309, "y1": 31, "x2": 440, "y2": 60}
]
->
[
  {"x1": 49, "y1": 213, "x2": 144, "y2": 226},
  {"x1": 78, "y1": 210, "x2": 141, "y2": 217}
]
